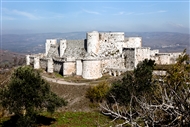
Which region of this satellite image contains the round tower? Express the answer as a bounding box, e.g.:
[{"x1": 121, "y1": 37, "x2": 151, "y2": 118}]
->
[
  {"x1": 87, "y1": 31, "x2": 100, "y2": 54},
  {"x1": 82, "y1": 59, "x2": 102, "y2": 79}
]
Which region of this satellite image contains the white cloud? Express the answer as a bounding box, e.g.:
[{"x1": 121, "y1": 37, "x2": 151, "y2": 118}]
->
[
  {"x1": 82, "y1": 9, "x2": 101, "y2": 15},
  {"x1": 113, "y1": 11, "x2": 124, "y2": 15},
  {"x1": 113, "y1": 11, "x2": 134, "y2": 16},
  {"x1": 2, "y1": 8, "x2": 41, "y2": 20},
  {"x1": 135, "y1": 10, "x2": 167, "y2": 15},
  {"x1": 12, "y1": 10, "x2": 40, "y2": 20},
  {"x1": 125, "y1": 12, "x2": 134, "y2": 15},
  {"x1": 168, "y1": 22, "x2": 184, "y2": 28}
]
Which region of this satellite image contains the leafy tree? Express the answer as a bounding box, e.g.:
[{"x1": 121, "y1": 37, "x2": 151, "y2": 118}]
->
[
  {"x1": 133, "y1": 59, "x2": 155, "y2": 95},
  {"x1": 107, "y1": 59, "x2": 155, "y2": 105},
  {"x1": 101, "y1": 50, "x2": 190, "y2": 126},
  {"x1": 0, "y1": 66, "x2": 67, "y2": 126},
  {"x1": 107, "y1": 73, "x2": 133, "y2": 105}
]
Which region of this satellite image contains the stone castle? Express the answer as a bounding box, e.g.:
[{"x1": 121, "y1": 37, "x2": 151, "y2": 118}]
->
[{"x1": 26, "y1": 31, "x2": 181, "y2": 79}]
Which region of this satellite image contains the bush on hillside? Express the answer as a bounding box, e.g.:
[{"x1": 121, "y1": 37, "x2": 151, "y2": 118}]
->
[{"x1": 86, "y1": 81, "x2": 110, "y2": 103}]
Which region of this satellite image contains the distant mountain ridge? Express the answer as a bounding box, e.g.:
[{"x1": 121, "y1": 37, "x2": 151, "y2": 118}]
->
[{"x1": 0, "y1": 32, "x2": 189, "y2": 54}]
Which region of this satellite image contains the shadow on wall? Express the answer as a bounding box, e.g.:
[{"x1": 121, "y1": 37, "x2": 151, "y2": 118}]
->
[
  {"x1": 59, "y1": 64, "x2": 63, "y2": 75},
  {"x1": 84, "y1": 39, "x2": 87, "y2": 52}
]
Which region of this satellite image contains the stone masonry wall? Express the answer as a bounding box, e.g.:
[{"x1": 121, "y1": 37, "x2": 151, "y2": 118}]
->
[
  {"x1": 151, "y1": 52, "x2": 181, "y2": 65},
  {"x1": 63, "y1": 40, "x2": 86, "y2": 59},
  {"x1": 47, "y1": 44, "x2": 59, "y2": 58},
  {"x1": 82, "y1": 60, "x2": 102, "y2": 79},
  {"x1": 46, "y1": 39, "x2": 57, "y2": 56},
  {"x1": 135, "y1": 47, "x2": 151, "y2": 67},
  {"x1": 124, "y1": 37, "x2": 142, "y2": 48},
  {"x1": 40, "y1": 59, "x2": 47, "y2": 69},
  {"x1": 97, "y1": 32, "x2": 124, "y2": 57},
  {"x1": 29, "y1": 57, "x2": 34, "y2": 65},
  {"x1": 123, "y1": 48, "x2": 135, "y2": 70},
  {"x1": 87, "y1": 31, "x2": 100, "y2": 54},
  {"x1": 53, "y1": 61, "x2": 63, "y2": 74},
  {"x1": 150, "y1": 49, "x2": 159, "y2": 56},
  {"x1": 76, "y1": 60, "x2": 82, "y2": 75},
  {"x1": 63, "y1": 62, "x2": 76, "y2": 76},
  {"x1": 101, "y1": 58, "x2": 125, "y2": 73}
]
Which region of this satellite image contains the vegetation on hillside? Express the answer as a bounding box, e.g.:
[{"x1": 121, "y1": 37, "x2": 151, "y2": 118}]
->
[
  {"x1": 0, "y1": 50, "x2": 189, "y2": 126},
  {"x1": 86, "y1": 81, "x2": 110, "y2": 103},
  {"x1": 107, "y1": 59, "x2": 156, "y2": 105},
  {"x1": 99, "y1": 50, "x2": 190, "y2": 126},
  {"x1": 0, "y1": 66, "x2": 67, "y2": 127}
]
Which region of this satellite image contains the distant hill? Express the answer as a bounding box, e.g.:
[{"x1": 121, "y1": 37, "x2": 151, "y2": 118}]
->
[
  {"x1": 0, "y1": 49, "x2": 25, "y2": 68},
  {"x1": 125, "y1": 32, "x2": 190, "y2": 53},
  {"x1": 0, "y1": 32, "x2": 189, "y2": 54}
]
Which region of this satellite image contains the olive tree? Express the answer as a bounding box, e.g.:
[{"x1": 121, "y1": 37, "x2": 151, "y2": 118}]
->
[{"x1": 0, "y1": 66, "x2": 67, "y2": 126}]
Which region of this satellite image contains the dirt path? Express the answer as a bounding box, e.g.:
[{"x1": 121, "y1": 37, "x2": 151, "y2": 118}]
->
[{"x1": 42, "y1": 75, "x2": 89, "y2": 85}]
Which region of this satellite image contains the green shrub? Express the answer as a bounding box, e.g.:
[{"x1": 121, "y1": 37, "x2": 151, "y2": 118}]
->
[{"x1": 86, "y1": 81, "x2": 110, "y2": 102}]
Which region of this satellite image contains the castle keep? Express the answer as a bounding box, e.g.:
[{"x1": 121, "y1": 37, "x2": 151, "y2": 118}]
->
[{"x1": 26, "y1": 31, "x2": 181, "y2": 79}]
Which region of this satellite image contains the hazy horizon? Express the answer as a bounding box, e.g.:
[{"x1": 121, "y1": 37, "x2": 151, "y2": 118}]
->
[{"x1": 1, "y1": 31, "x2": 190, "y2": 35}]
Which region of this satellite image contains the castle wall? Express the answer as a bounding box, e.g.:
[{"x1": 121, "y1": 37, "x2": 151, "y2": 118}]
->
[
  {"x1": 124, "y1": 37, "x2": 142, "y2": 48},
  {"x1": 151, "y1": 52, "x2": 181, "y2": 65},
  {"x1": 101, "y1": 58, "x2": 125, "y2": 73},
  {"x1": 47, "y1": 58, "x2": 53, "y2": 73},
  {"x1": 53, "y1": 61, "x2": 63, "y2": 73},
  {"x1": 170, "y1": 53, "x2": 181, "y2": 64},
  {"x1": 123, "y1": 48, "x2": 135, "y2": 70},
  {"x1": 150, "y1": 49, "x2": 159, "y2": 56},
  {"x1": 26, "y1": 55, "x2": 30, "y2": 65},
  {"x1": 76, "y1": 60, "x2": 82, "y2": 75},
  {"x1": 135, "y1": 47, "x2": 151, "y2": 67},
  {"x1": 26, "y1": 31, "x2": 183, "y2": 80},
  {"x1": 98, "y1": 32, "x2": 125, "y2": 57},
  {"x1": 152, "y1": 53, "x2": 171, "y2": 64},
  {"x1": 63, "y1": 62, "x2": 76, "y2": 76},
  {"x1": 46, "y1": 39, "x2": 57, "y2": 56},
  {"x1": 87, "y1": 31, "x2": 100, "y2": 54},
  {"x1": 39, "y1": 58, "x2": 47, "y2": 69},
  {"x1": 82, "y1": 59, "x2": 102, "y2": 79},
  {"x1": 34, "y1": 57, "x2": 40, "y2": 69},
  {"x1": 29, "y1": 57, "x2": 34, "y2": 65},
  {"x1": 60, "y1": 39, "x2": 67, "y2": 57},
  {"x1": 153, "y1": 70, "x2": 167, "y2": 76},
  {"x1": 47, "y1": 44, "x2": 59, "y2": 58},
  {"x1": 99, "y1": 32, "x2": 124, "y2": 42}
]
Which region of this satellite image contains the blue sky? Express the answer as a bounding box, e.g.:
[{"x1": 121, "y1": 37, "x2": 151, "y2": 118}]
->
[{"x1": 1, "y1": 0, "x2": 189, "y2": 34}]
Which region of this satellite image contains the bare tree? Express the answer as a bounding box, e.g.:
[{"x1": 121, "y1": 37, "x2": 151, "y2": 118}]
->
[{"x1": 100, "y1": 50, "x2": 190, "y2": 126}]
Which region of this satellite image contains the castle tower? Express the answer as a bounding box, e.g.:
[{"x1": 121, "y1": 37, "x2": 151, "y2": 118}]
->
[
  {"x1": 26, "y1": 55, "x2": 30, "y2": 65},
  {"x1": 60, "y1": 39, "x2": 67, "y2": 57},
  {"x1": 87, "y1": 31, "x2": 100, "y2": 54},
  {"x1": 45, "y1": 39, "x2": 57, "y2": 56},
  {"x1": 82, "y1": 59, "x2": 102, "y2": 79},
  {"x1": 47, "y1": 58, "x2": 53, "y2": 73},
  {"x1": 34, "y1": 57, "x2": 40, "y2": 69}
]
